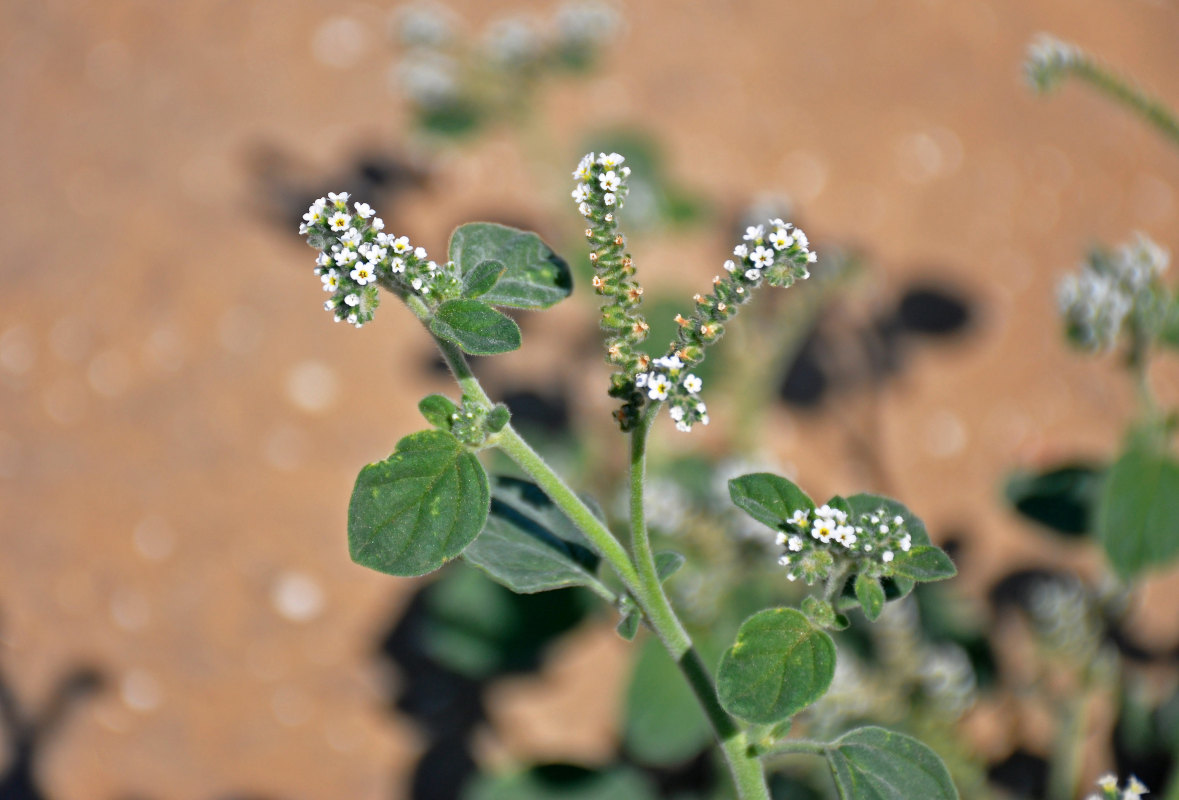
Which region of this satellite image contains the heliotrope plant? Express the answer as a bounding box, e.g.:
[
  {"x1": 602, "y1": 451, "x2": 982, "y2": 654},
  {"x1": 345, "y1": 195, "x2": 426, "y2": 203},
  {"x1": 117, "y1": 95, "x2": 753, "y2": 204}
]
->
[{"x1": 297, "y1": 153, "x2": 959, "y2": 800}]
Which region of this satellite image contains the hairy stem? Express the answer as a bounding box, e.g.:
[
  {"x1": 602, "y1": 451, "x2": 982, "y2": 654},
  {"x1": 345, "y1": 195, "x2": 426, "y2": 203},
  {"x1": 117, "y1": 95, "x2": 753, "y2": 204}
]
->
[{"x1": 1069, "y1": 58, "x2": 1179, "y2": 150}]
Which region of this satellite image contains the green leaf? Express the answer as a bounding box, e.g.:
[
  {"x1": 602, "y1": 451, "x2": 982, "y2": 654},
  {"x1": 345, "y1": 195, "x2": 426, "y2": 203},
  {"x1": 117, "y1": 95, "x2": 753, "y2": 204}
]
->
[
  {"x1": 449, "y1": 222, "x2": 573, "y2": 309},
  {"x1": 845, "y1": 494, "x2": 935, "y2": 601},
  {"x1": 729, "y1": 473, "x2": 815, "y2": 529},
  {"x1": 430, "y1": 299, "x2": 522, "y2": 355},
  {"x1": 462, "y1": 258, "x2": 506, "y2": 298},
  {"x1": 890, "y1": 546, "x2": 957, "y2": 582},
  {"x1": 419, "y1": 394, "x2": 457, "y2": 429},
  {"x1": 855, "y1": 574, "x2": 885, "y2": 622},
  {"x1": 463, "y1": 477, "x2": 605, "y2": 595},
  {"x1": 464, "y1": 764, "x2": 657, "y2": 800},
  {"x1": 624, "y1": 636, "x2": 714, "y2": 765},
  {"x1": 717, "y1": 608, "x2": 836, "y2": 724},
  {"x1": 654, "y1": 550, "x2": 685, "y2": 582},
  {"x1": 348, "y1": 430, "x2": 489, "y2": 576},
  {"x1": 1097, "y1": 445, "x2": 1179, "y2": 578},
  {"x1": 824, "y1": 726, "x2": 958, "y2": 800},
  {"x1": 616, "y1": 603, "x2": 641, "y2": 640},
  {"x1": 486, "y1": 404, "x2": 510, "y2": 432}
]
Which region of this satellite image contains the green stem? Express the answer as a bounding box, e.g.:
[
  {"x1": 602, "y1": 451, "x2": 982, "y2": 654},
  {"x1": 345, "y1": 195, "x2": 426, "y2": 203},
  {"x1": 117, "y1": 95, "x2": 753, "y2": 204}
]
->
[
  {"x1": 1070, "y1": 58, "x2": 1179, "y2": 150},
  {"x1": 756, "y1": 738, "x2": 828, "y2": 758},
  {"x1": 427, "y1": 325, "x2": 768, "y2": 799},
  {"x1": 1046, "y1": 690, "x2": 1089, "y2": 800}
]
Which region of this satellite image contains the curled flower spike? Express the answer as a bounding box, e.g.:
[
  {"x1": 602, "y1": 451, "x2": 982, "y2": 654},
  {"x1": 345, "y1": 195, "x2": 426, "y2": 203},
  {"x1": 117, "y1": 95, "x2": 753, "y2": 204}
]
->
[
  {"x1": 773, "y1": 505, "x2": 914, "y2": 585},
  {"x1": 1025, "y1": 34, "x2": 1083, "y2": 93},
  {"x1": 299, "y1": 194, "x2": 463, "y2": 327},
  {"x1": 573, "y1": 154, "x2": 816, "y2": 432}
]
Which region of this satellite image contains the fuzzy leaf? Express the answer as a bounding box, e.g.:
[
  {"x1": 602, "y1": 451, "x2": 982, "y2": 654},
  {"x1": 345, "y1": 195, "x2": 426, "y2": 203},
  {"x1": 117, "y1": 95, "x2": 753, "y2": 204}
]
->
[
  {"x1": 462, "y1": 258, "x2": 506, "y2": 298},
  {"x1": 616, "y1": 605, "x2": 641, "y2": 641},
  {"x1": 728, "y1": 473, "x2": 815, "y2": 529},
  {"x1": 825, "y1": 726, "x2": 958, "y2": 800},
  {"x1": 717, "y1": 608, "x2": 835, "y2": 724},
  {"x1": 463, "y1": 477, "x2": 604, "y2": 595},
  {"x1": 348, "y1": 430, "x2": 490, "y2": 576},
  {"x1": 855, "y1": 574, "x2": 885, "y2": 622},
  {"x1": 889, "y1": 546, "x2": 957, "y2": 582},
  {"x1": 486, "y1": 404, "x2": 511, "y2": 432},
  {"x1": 430, "y1": 299, "x2": 522, "y2": 355},
  {"x1": 449, "y1": 222, "x2": 573, "y2": 309},
  {"x1": 1097, "y1": 445, "x2": 1179, "y2": 578},
  {"x1": 419, "y1": 394, "x2": 458, "y2": 429},
  {"x1": 654, "y1": 551, "x2": 685, "y2": 582}
]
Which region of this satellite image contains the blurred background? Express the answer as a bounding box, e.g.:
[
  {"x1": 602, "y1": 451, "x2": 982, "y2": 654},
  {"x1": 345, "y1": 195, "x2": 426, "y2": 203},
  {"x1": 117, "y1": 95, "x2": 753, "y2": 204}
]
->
[{"x1": 3, "y1": 0, "x2": 1179, "y2": 798}]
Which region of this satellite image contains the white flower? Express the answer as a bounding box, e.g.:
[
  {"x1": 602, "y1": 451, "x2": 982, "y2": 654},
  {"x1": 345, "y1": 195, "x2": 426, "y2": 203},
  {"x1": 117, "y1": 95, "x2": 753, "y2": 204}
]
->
[
  {"x1": 573, "y1": 153, "x2": 594, "y2": 181},
  {"x1": 598, "y1": 152, "x2": 625, "y2": 169},
  {"x1": 769, "y1": 228, "x2": 791, "y2": 250},
  {"x1": 744, "y1": 225, "x2": 765, "y2": 241},
  {"x1": 572, "y1": 184, "x2": 589, "y2": 203},
  {"x1": 316, "y1": 252, "x2": 331, "y2": 267},
  {"x1": 578, "y1": 202, "x2": 592, "y2": 217},
  {"x1": 340, "y1": 228, "x2": 362, "y2": 247},
  {"x1": 778, "y1": 554, "x2": 792, "y2": 567},
  {"x1": 744, "y1": 268, "x2": 762, "y2": 281},
  {"x1": 807, "y1": 251, "x2": 818, "y2": 263},
  {"x1": 882, "y1": 550, "x2": 894, "y2": 563},
  {"x1": 599, "y1": 171, "x2": 621, "y2": 192},
  {"x1": 789, "y1": 509, "x2": 810, "y2": 529},
  {"x1": 344, "y1": 293, "x2": 360, "y2": 307},
  {"x1": 411, "y1": 277, "x2": 424, "y2": 292},
  {"x1": 900, "y1": 534, "x2": 912, "y2": 551},
  {"x1": 750, "y1": 246, "x2": 774, "y2": 268},
  {"x1": 392, "y1": 236, "x2": 411, "y2": 254},
  {"x1": 390, "y1": 257, "x2": 406, "y2": 273},
  {"x1": 303, "y1": 200, "x2": 326, "y2": 224},
  {"x1": 723, "y1": 259, "x2": 737, "y2": 273},
  {"x1": 675, "y1": 420, "x2": 692, "y2": 433},
  {"x1": 414, "y1": 246, "x2": 428, "y2": 260},
  {"x1": 371, "y1": 217, "x2": 385, "y2": 231},
  {"x1": 647, "y1": 373, "x2": 671, "y2": 401},
  {"x1": 354, "y1": 202, "x2": 375, "y2": 219},
  {"x1": 769, "y1": 217, "x2": 787, "y2": 228},
  {"x1": 327, "y1": 191, "x2": 350, "y2": 208},
  {"x1": 321, "y1": 270, "x2": 340, "y2": 291},
  {"x1": 328, "y1": 211, "x2": 350, "y2": 231},
  {"x1": 299, "y1": 222, "x2": 309, "y2": 235},
  {"x1": 787, "y1": 534, "x2": 804, "y2": 551},
  {"x1": 1097, "y1": 775, "x2": 1119, "y2": 792},
  {"x1": 347, "y1": 313, "x2": 359, "y2": 326},
  {"x1": 604, "y1": 192, "x2": 616, "y2": 206},
  {"x1": 733, "y1": 244, "x2": 749, "y2": 258},
  {"x1": 635, "y1": 372, "x2": 649, "y2": 388},
  {"x1": 654, "y1": 355, "x2": 683, "y2": 372},
  {"x1": 669, "y1": 406, "x2": 685, "y2": 421},
  {"x1": 813, "y1": 518, "x2": 834, "y2": 543},
  {"x1": 1125, "y1": 776, "x2": 1148, "y2": 800},
  {"x1": 793, "y1": 228, "x2": 809, "y2": 248},
  {"x1": 334, "y1": 249, "x2": 358, "y2": 266},
  {"x1": 350, "y1": 264, "x2": 376, "y2": 285},
  {"x1": 682, "y1": 374, "x2": 702, "y2": 393},
  {"x1": 426, "y1": 260, "x2": 438, "y2": 272}
]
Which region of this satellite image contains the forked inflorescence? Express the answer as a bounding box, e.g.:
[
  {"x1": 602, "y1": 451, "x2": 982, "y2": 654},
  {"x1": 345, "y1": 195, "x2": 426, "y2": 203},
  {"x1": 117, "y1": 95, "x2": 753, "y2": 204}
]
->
[
  {"x1": 775, "y1": 504, "x2": 915, "y2": 584},
  {"x1": 573, "y1": 152, "x2": 816, "y2": 431}
]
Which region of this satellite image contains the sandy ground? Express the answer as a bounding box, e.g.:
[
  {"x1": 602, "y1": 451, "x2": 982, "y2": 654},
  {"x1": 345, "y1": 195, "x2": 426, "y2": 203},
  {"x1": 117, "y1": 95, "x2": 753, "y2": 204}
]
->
[{"x1": 3, "y1": 0, "x2": 1179, "y2": 797}]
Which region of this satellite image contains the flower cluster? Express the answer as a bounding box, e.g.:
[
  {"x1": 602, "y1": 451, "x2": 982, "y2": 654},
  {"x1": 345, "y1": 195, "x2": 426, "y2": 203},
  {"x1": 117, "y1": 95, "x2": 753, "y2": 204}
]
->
[
  {"x1": 1057, "y1": 233, "x2": 1170, "y2": 351},
  {"x1": 773, "y1": 504, "x2": 913, "y2": 584},
  {"x1": 1087, "y1": 774, "x2": 1149, "y2": 800},
  {"x1": 1025, "y1": 33, "x2": 1083, "y2": 93},
  {"x1": 573, "y1": 153, "x2": 817, "y2": 432},
  {"x1": 391, "y1": 2, "x2": 619, "y2": 120},
  {"x1": 300, "y1": 193, "x2": 461, "y2": 327}
]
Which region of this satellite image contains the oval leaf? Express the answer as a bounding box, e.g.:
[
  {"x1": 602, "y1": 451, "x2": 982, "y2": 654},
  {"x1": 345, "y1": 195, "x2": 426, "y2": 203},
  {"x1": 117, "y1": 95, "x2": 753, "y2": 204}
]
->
[
  {"x1": 654, "y1": 550, "x2": 686, "y2": 582},
  {"x1": 728, "y1": 473, "x2": 815, "y2": 529},
  {"x1": 349, "y1": 430, "x2": 490, "y2": 576},
  {"x1": 1097, "y1": 445, "x2": 1179, "y2": 579},
  {"x1": 430, "y1": 299, "x2": 522, "y2": 355},
  {"x1": 890, "y1": 545, "x2": 957, "y2": 582},
  {"x1": 855, "y1": 574, "x2": 885, "y2": 622},
  {"x1": 717, "y1": 608, "x2": 835, "y2": 724},
  {"x1": 449, "y1": 222, "x2": 573, "y2": 309},
  {"x1": 463, "y1": 477, "x2": 604, "y2": 594},
  {"x1": 825, "y1": 726, "x2": 958, "y2": 800},
  {"x1": 419, "y1": 393, "x2": 457, "y2": 429},
  {"x1": 462, "y1": 258, "x2": 506, "y2": 298}
]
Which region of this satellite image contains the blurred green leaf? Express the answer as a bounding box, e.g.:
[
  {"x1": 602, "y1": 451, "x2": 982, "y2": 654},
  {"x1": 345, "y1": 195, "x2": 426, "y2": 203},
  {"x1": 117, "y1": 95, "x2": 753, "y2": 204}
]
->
[
  {"x1": 1097, "y1": 444, "x2": 1179, "y2": 578},
  {"x1": 623, "y1": 636, "x2": 714, "y2": 765},
  {"x1": 464, "y1": 764, "x2": 657, "y2": 800},
  {"x1": 654, "y1": 550, "x2": 685, "y2": 582},
  {"x1": 1005, "y1": 463, "x2": 1104, "y2": 537}
]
